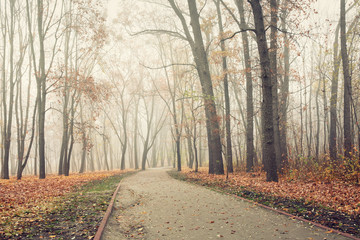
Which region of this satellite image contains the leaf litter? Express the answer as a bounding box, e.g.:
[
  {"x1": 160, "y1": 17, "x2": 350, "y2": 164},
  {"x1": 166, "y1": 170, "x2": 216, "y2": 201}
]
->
[
  {"x1": 0, "y1": 170, "x2": 134, "y2": 239},
  {"x1": 169, "y1": 168, "x2": 360, "y2": 238}
]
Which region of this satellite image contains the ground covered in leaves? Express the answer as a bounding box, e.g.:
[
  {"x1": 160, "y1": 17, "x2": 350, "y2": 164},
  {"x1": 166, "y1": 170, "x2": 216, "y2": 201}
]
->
[
  {"x1": 0, "y1": 170, "x2": 135, "y2": 239},
  {"x1": 169, "y1": 168, "x2": 360, "y2": 238}
]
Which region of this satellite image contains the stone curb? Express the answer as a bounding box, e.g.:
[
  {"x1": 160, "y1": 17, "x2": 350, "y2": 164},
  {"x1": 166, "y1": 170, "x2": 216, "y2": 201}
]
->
[
  {"x1": 169, "y1": 171, "x2": 360, "y2": 240},
  {"x1": 93, "y1": 179, "x2": 122, "y2": 240},
  {"x1": 227, "y1": 188, "x2": 360, "y2": 240}
]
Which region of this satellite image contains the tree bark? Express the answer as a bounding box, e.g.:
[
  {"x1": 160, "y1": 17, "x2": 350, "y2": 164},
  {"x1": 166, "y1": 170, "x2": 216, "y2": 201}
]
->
[
  {"x1": 168, "y1": 0, "x2": 224, "y2": 174},
  {"x1": 235, "y1": 0, "x2": 255, "y2": 172},
  {"x1": 1, "y1": 0, "x2": 15, "y2": 179},
  {"x1": 36, "y1": 0, "x2": 47, "y2": 179},
  {"x1": 249, "y1": 0, "x2": 278, "y2": 181},
  {"x1": 340, "y1": 0, "x2": 352, "y2": 158},
  {"x1": 188, "y1": 0, "x2": 224, "y2": 174},
  {"x1": 134, "y1": 98, "x2": 139, "y2": 169},
  {"x1": 269, "y1": 0, "x2": 282, "y2": 171},
  {"x1": 279, "y1": 1, "x2": 289, "y2": 167},
  {"x1": 215, "y1": 0, "x2": 233, "y2": 173},
  {"x1": 79, "y1": 102, "x2": 87, "y2": 173}
]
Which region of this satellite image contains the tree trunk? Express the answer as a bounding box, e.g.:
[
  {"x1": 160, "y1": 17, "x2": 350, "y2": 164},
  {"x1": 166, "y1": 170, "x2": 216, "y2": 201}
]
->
[
  {"x1": 63, "y1": 96, "x2": 75, "y2": 176},
  {"x1": 249, "y1": 0, "x2": 278, "y2": 181},
  {"x1": 236, "y1": 0, "x2": 255, "y2": 172},
  {"x1": 315, "y1": 79, "x2": 321, "y2": 161},
  {"x1": 186, "y1": 129, "x2": 194, "y2": 168},
  {"x1": 307, "y1": 56, "x2": 313, "y2": 158},
  {"x1": 279, "y1": 1, "x2": 289, "y2": 167},
  {"x1": 340, "y1": 0, "x2": 352, "y2": 158},
  {"x1": 134, "y1": 99, "x2": 139, "y2": 169},
  {"x1": 188, "y1": 0, "x2": 224, "y2": 174},
  {"x1": 141, "y1": 140, "x2": 149, "y2": 171},
  {"x1": 37, "y1": 0, "x2": 47, "y2": 179},
  {"x1": 17, "y1": 56, "x2": 37, "y2": 180},
  {"x1": 0, "y1": 0, "x2": 6, "y2": 179},
  {"x1": 215, "y1": 0, "x2": 233, "y2": 173},
  {"x1": 2, "y1": 0, "x2": 15, "y2": 179},
  {"x1": 79, "y1": 102, "x2": 87, "y2": 173},
  {"x1": 169, "y1": 0, "x2": 224, "y2": 174},
  {"x1": 193, "y1": 123, "x2": 199, "y2": 172},
  {"x1": 120, "y1": 123, "x2": 127, "y2": 170},
  {"x1": 269, "y1": 0, "x2": 282, "y2": 171},
  {"x1": 58, "y1": 19, "x2": 71, "y2": 175},
  {"x1": 152, "y1": 140, "x2": 157, "y2": 168}
]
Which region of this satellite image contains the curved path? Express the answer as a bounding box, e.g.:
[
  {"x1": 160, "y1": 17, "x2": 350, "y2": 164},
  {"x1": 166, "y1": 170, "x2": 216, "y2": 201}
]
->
[{"x1": 102, "y1": 168, "x2": 351, "y2": 240}]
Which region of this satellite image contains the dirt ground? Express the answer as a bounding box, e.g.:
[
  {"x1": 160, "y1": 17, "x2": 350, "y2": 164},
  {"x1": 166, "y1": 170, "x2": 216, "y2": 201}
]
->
[{"x1": 102, "y1": 168, "x2": 352, "y2": 240}]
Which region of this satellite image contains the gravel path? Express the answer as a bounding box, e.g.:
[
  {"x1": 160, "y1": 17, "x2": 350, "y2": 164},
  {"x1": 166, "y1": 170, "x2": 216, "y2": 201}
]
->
[{"x1": 102, "y1": 168, "x2": 351, "y2": 240}]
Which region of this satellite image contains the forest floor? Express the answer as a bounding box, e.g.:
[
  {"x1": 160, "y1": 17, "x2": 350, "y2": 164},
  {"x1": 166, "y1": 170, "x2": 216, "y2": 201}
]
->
[
  {"x1": 169, "y1": 168, "x2": 360, "y2": 238},
  {"x1": 102, "y1": 168, "x2": 355, "y2": 240},
  {"x1": 0, "y1": 170, "x2": 135, "y2": 239}
]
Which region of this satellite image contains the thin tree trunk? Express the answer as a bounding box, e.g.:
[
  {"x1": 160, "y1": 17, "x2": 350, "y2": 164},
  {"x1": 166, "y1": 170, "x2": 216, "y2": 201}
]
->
[
  {"x1": 37, "y1": 0, "x2": 47, "y2": 179},
  {"x1": 64, "y1": 95, "x2": 76, "y2": 176},
  {"x1": 236, "y1": 0, "x2": 255, "y2": 172},
  {"x1": 308, "y1": 57, "x2": 313, "y2": 158},
  {"x1": 316, "y1": 80, "x2": 321, "y2": 161},
  {"x1": 215, "y1": 0, "x2": 233, "y2": 173},
  {"x1": 2, "y1": 0, "x2": 15, "y2": 179},
  {"x1": 79, "y1": 102, "x2": 87, "y2": 173},
  {"x1": 279, "y1": 1, "x2": 289, "y2": 167},
  {"x1": 134, "y1": 99, "x2": 139, "y2": 170}
]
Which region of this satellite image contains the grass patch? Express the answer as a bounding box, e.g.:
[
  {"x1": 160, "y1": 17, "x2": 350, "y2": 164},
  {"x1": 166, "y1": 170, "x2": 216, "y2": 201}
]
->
[{"x1": 1, "y1": 171, "x2": 136, "y2": 240}]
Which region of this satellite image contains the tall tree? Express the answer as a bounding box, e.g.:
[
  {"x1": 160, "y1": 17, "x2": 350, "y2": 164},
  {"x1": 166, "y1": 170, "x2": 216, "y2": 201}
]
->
[
  {"x1": 329, "y1": 24, "x2": 340, "y2": 161},
  {"x1": 58, "y1": 1, "x2": 73, "y2": 175},
  {"x1": 1, "y1": 0, "x2": 16, "y2": 179},
  {"x1": 15, "y1": 12, "x2": 37, "y2": 179},
  {"x1": 214, "y1": 0, "x2": 233, "y2": 173},
  {"x1": 133, "y1": 96, "x2": 140, "y2": 170},
  {"x1": 140, "y1": 94, "x2": 167, "y2": 170},
  {"x1": 248, "y1": 0, "x2": 278, "y2": 181},
  {"x1": 279, "y1": 0, "x2": 289, "y2": 168},
  {"x1": 153, "y1": 36, "x2": 184, "y2": 172},
  {"x1": 79, "y1": 101, "x2": 87, "y2": 173},
  {"x1": 340, "y1": 0, "x2": 352, "y2": 158},
  {"x1": 168, "y1": 0, "x2": 224, "y2": 174},
  {"x1": 269, "y1": 0, "x2": 282, "y2": 171},
  {"x1": 26, "y1": 0, "x2": 63, "y2": 179},
  {"x1": 235, "y1": 0, "x2": 255, "y2": 172}
]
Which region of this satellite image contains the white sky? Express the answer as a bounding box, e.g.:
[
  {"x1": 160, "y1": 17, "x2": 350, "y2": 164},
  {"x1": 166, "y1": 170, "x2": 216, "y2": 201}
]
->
[{"x1": 106, "y1": 0, "x2": 341, "y2": 21}]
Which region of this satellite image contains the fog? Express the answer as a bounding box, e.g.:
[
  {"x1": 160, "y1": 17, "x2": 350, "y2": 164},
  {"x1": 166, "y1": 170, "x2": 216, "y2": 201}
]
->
[{"x1": 0, "y1": 0, "x2": 359, "y2": 179}]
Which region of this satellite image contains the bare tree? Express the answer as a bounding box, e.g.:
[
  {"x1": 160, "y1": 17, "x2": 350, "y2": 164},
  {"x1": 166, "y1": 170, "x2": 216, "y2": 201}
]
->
[
  {"x1": 214, "y1": 0, "x2": 233, "y2": 173},
  {"x1": 26, "y1": 0, "x2": 64, "y2": 179},
  {"x1": 235, "y1": 0, "x2": 255, "y2": 172},
  {"x1": 1, "y1": 0, "x2": 16, "y2": 179},
  {"x1": 140, "y1": 94, "x2": 167, "y2": 170},
  {"x1": 168, "y1": 0, "x2": 224, "y2": 174}
]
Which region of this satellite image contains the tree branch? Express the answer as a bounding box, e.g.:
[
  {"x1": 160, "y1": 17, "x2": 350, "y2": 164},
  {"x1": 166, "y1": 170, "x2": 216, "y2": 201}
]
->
[
  {"x1": 140, "y1": 62, "x2": 195, "y2": 70},
  {"x1": 221, "y1": 28, "x2": 256, "y2": 42},
  {"x1": 130, "y1": 29, "x2": 188, "y2": 41}
]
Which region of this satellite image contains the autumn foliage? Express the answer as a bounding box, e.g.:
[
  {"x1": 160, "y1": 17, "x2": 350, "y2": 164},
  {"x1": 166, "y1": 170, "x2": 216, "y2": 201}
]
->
[{"x1": 181, "y1": 168, "x2": 360, "y2": 216}]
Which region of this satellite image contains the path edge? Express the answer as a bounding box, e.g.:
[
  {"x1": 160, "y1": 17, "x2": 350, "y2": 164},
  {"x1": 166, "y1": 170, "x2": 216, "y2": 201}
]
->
[
  {"x1": 168, "y1": 170, "x2": 360, "y2": 240},
  {"x1": 232, "y1": 193, "x2": 360, "y2": 240},
  {"x1": 93, "y1": 177, "x2": 123, "y2": 240}
]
